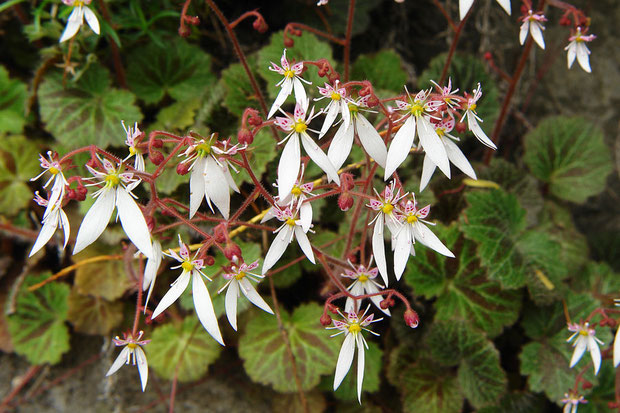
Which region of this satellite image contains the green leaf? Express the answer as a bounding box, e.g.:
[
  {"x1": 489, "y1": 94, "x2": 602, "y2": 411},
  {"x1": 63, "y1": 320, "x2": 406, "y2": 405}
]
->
[
  {"x1": 38, "y1": 66, "x2": 142, "y2": 148},
  {"x1": 404, "y1": 224, "x2": 521, "y2": 337},
  {"x1": 151, "y1": 98, "x2": 200, "y2": 132},
  {"x1": 350, "y1": 50, "x2": 408, "y2": 94},
  {"x1": 425, "y1": 321, "x2": 507, "y2": 408},
  {"x1": 238, "y1": 303, "x2": 340, "y2": 392},
  {"x1": 0, "y1": 66, "x2": 27, "y2": 133},
  {"x1": 236, "y1": 128, "x2": 278, "y2": 186},
  {"x1": 524, "y1": 116, "x2": 612, "y2": 204},
  {"x1": 148, "y1": 316, "x2": 222, "y2": 382},
  {"x1": 126, "y1": 39, "x2": 216, "y2": 104},
  {"x1": 154, "y1": 163, "x2": 187, "y2": 195},
  {"x1": 7, "y1": 273, "x2": 70, "y2": 365},
  {"x1": 258, "y1": 31, "x2": 333, "y2": 101},
  {"x1": 73, "y1": 249, "x2": 132, "y2": 301},
  {"x1": 578, "y1": 362, "x2": 616, "y2": 413},
  {"x1": 66, "y1": 289, "x2": 123, "y2": 335},
  {"x1": 575, "y1": 261, "x2": 620, "y2": 297},
  {"x1": 477, "y1": 392, "x2": 547, "y2": 413},
  {"x1": 221, "y1": 59, "x2": 261, "y2": 115}
]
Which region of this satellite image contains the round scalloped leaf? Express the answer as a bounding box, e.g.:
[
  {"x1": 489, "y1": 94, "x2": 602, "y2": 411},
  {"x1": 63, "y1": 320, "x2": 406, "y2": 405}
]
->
[
  {"x1": 258, "y1": 31, "x2": 333, "y2": 101},
  {"x1": 0, "y1": 135, "x2": 42, "y2": 215},
  {"x1": 7, "y1": 273, "x2": 70, "y2": 365},
  {"x1": 236, "y1": 128, "x2": 278, "y2": 185},
  {"x1": 405, "y1": 224, "x2": 521, "y2": 337},
  {"x1": 350, "y1": 50, "x2": 408, "y2": 94},
  {"x1": 73, "y1": 249, "x2": 132, "y2": 301},
  {"x1": 0, "y1": 66, "x2": 27, "y2": 133},
  {"x1": 221, "y1": 59, "x2": 261, "y2": 115},
  {"x1": 524, "y1": 116, "x2": 612, "y2": 204},
  {"x1": 126, "y1": 39, "x2": 216, "y2": 104},
  {"x1": 238, "y1": 302, "x2": 339, "y2": 392},
  {"x1": 576, "y1": 362, "x2": 616, "y2": 413},
  {"x1": 148, "y1": 316, "x2": 222, "y2": 382},
  {"x1": 38, "y1": 66, "x2": 142, "y2": 148},
  {"x1": 66, "y1": 289, "x2": 122, "y2": 335}
]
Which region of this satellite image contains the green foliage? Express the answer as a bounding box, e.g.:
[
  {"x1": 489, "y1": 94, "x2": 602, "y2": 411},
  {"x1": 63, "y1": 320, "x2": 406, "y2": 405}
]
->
[
  {"x1": 238, "y1": 303, "x2": 339, "y2": 392},
  {"x1": 151, "y1": 98, "x2": 201, "y2": 132},
  {"x1": 7, "y1": 273, "x2": 70, "y2": 365},
  {"x1": 66, "y1": 289, "x2": 123, "y2": 335},
  {"x1": 404, "y1": 224, "x2": 521, "y2": 337},
  {"x1": 524, "y1": 116, "x2": 612, "y2": 204},
  {"x1": 0, "y1": 66, "x2": 27, "y2": 133},
  {"x1": 38, "y1": 66, "x2": 142, "y2": 148},
  {"x1": 0, "y1": 135, "x2": 41, "y2": 215},
  {"x1": 236, "y1": 129, "x2": 278, "y2": 186},
  {"x1": 221, "y1": 60, "x2": 261, "y2": 115},
  {"x1": 126, "y1": 39, "x2": 216, "y2": 104},
  {"x1": 148, "y1": 316, "x2": 222, "y2": 382},
  {"x1": 350, "y1": 50, "x2": 408, "y2": 94}
]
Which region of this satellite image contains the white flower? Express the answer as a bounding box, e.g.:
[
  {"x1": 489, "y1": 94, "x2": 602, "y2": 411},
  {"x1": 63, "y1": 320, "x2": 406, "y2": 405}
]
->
[
  {"x1": 565, "y1": 27, "x2": 596, "y2": 73},
  {"x1": 316, "y1": 81, "x2": 351, "y2": 138},
  {"x1": 614, "y1": 298, "x2": 620, "y2": 367},
  {"x1": 106, "y1": 331, "x2": 150, "y2": 391},
  {"x1": 519, "y1": 10, "x2": 547, "y2": 49},
  {"x1": 73, "y1": 157, "x2": 154, "y2": 259},
  {"x1": 342, "y1": 259, "x2": 390, "y2": 316},
  {"x1": 183, "y1": 134, "x2": 240, "y2": 220},
  {"x1": 327, "y1": 96, "x2": 388, "y2": 171},
  {"x1": 263, "y1": 166, "x2": 314, "y2": 232},
  {"x1": 219, "y1": 259, "x2": 273, "y2": 331},
  {"x1": 327, "y1": 307, "x2": 382, "y2": 403},
  {"x1": 143, "y1": 240, "x2": 162, "y2": 311},
  {"x1": 459, "y1": 0, "x2": 510, "y2": 20},
  {"x1": 151, "y1": 236, "x2": 224, "y2": 345},
  {"x1": 566, "y1": 321, "x2": 603, "y2": 375},
  {"x1": 274, "y1": 100, "x2": 340, "y2": 201},
  {"x1": 29, "y1": 192, "x2": 70, "y2": 257},
  {"x1": 392, "y1": 196, "x2": 454, "y2": 280},
  {"x1": 268, "y1": 49, "x2": 310, "y2": 118},
  {"x1": 59, "y1": 0, "x2": 100, "y2": 43},
  {"x1": 367, "y1": 182, "x2": 406, "y2": 285},
  {"x1": 385, "y1": 88, "x2": 450, "y2": 180},
  {"x1": 461, "y1": 83, "x2": 497, "y2": 150},
  {"x1": 122, "y1": 121, "x2": 145, "y2": 172},
  {"x1": 31, "y1": 151, "x2": 68, "y2": 219},
  {"x1": 420, "y1": 117, "x2": 477, "y2": 191},
  {"x1": 561, "y1": 390, "x2": 587, "y2": 413},
  {"x1": 262, "y1": 206, "x2": 315, "y2": 275}
]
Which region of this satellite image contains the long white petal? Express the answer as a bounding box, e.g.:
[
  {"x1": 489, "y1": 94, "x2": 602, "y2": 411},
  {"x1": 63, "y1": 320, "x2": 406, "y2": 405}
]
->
[
  {"x1": 83, "y1": 6, "x2": 100, "y2": 35},
  {"x1": 240, "y1": 277, "x2": 273, "y2": 314},
  {"x1": 341, "y1": 102, "x2": 351, "y2": 132},
  {"x1": 495, "y1": 0, "x2": 511, "y2": 15},
  {"x1": 419, "y1": 155, "x2": 436, "y2": 193},
  {"x1": 262, "y1": 226, "x2": 293, "y2": 274},
  {"x1": 319, "y1": 103, "x2": 340, "y2": 138},
  {"x1": 567, "y1": 44, "x2": 577, "y2": 69},
  {"x1": 467, "y1": 112, "x2": 497, "y2": 149},
  {"x1": 268, "y1": 80, "x2": 293, "y2": 118},
  {"x1": 443, "y1": 138, "x2": 477, "y2": 180},
  {"x1": 116, "y1": 188, "x2": 154, "y2": 259},
  {"x1": 530, "y1": 23, "x2": 545, "y2": 50},
  {"x1": 588, "y1": 337, "x2": 601, "y2": 375},
  {"x1": 372, "y1": 215, "x2": 389, "y2": 286},
  {"x1": 384, "y1": 116, "x2": 415, "y2": 180},
  {"x1": 204, "y1": 156, "x2": 231, "y2": 219},
  {"x1": 277, "y1": 136, "x2": 301, "y2": 200},
  {"x1": 293, "y1": 78, "x2": 307, "y2": 107},
  {"x1": 151, "y1": 271, "x2": 191, "y2": 319},
  {"x1": 192, "y1": 273, "x2": 224, "y2": 346},
  {"x1": 225, "y1": 279, "x2": 239, "y2": 331},
  {"x1": 59, "y1": 8, "x2": 82, "y2": 43},
  {"x1": 333, "y1": 333, "x2": 356, "y2": 391},
  {"x1": 613, "y1": 326, "x2": 620, "y2": 367},
  {"x1": 223, "y1": 164, "x2": 239, "y2": 193},
  {"x1": 327, "y1": 122, "x2": 354, "y2": 171},
  {"x1": 299, "y1": 202, "x2": 313, "y2": 233},
  {"x1": 576, "y1": 44, "x2": 591, "y2": 73},
  {"x1": 414, "y1": 222, "x2": 454, "y2": 257},
  {"x1": 301, "y1": 133, "x2": 340, "y2": 185},
  {"x1": 417, "y1": 117, "x2": 450, "y2": 178},
  {"x1": 135, "y1": 347, "x2": 149, "y2": 391},
  {"x1": 569, "y1": 338, "x2": 587, "y2": 368},
  {"x1": 143, "y1": 241, "x2": 162, "y2": 310},
  {"x1": 29, "y1": 211, "x2": 60, "y2": 257},
  {"x1": 356, "y1": 334, "x2": 365, "y2": 403},
  {"x1": 393, "y1": 227, "x2": 412, "y2": 281},
  {"x1": 519, "y1": 22, "x2": 529, "y2": 46},
  {"x1": 73, "y1": 188, "x2": 115, "y2": 255},
  {"x1": 459, "y1": 0, "x2": 475, "y2": 20},
  {"x1": 106, "y1": 346, "x2": 130, "y2": 377},
  {"x1": 189, "y1": 158, "x2": 206, "y2": 219},
  {"x1": 294, "y1": 225, "x2": 315, "y2": 264},
  {"x1": 345, "y1": 282, "x2": 364, "y2": 314},
  {"x1": 356, "y1": 115, "x2": 387, "y2": 169}
]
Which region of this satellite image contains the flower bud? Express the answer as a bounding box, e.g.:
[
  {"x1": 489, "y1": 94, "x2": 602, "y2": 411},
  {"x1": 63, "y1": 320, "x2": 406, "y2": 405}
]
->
[
  {"x1": 86, "y1": 157, "x2": 98, "y2": 169},
  {"x1": 184, "y1": 15, "x2": 200, "y2": 25},
  {"x1": 151, "y1": 138, "x2": 163, "y2": 148},
  {"x1": 149, "y1": 151, "x2": 164, "y2": 165},
  {"x1": 77, "y1": 185, "x2": 88, "y2": 196},
  {"x1": 582, "y1": 380, "x2": 593, "y2": 390},
  {"x1": 176, "y1": 162, "x2": 191, "y2": 175},
  {"x1": 178, "y1": 26, "x2": 191, "y2": 38},
  {"x1": 253, "y1": 18, "x2": 268, "y2": 33},
  {"x1": 404, "y1": 309, "x2": 420, "y2": 328},
  {"x1": 224, "y1": 242, "x2": 242, "y2": 261},
  {"x1": 320, "y1": 313, "x2": 332, "y2": 326},
  {"x1": 455, "y1": 121, "x2": 467, "y2": 134},
  {"x1": 606, "y1": 318, "x2": 617, "y2": 327},
  {"x1": 284, "y1": 37, "x2": 294, "y2": 47},
  {"x1": 238, "y1": 128, "x2": 254, "y2": 145},
  {"x1": 380, "y1": 298, "x2": 394, "y2": 309},
  {"x1": 213, "y1": 223, "x2": 229, "y2": 243},
  {"x1": 338, "y1": 192, "x2": 354, "y2": 211},
  {"x1": 340, "y1": 173, "x2": 355, "y2": 191},
  {"x1": 66, "y1": 188, "x2": 77, "y2": 200},
  {"x1": 327, "y1": 303, "x2": 339, "y2": 314},
  {"x1": 204, "y1": 256, "x2": 215, "y2": 266}
]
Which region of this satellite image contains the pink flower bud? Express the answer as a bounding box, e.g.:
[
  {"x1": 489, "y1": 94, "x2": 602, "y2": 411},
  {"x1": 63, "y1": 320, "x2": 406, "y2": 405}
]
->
[
  {"x1": 253, "y1": 18, "x2": 268, "y2": 33},
  {"x1": 340, "y1": 173, "x2": 355, "y2": 191},
  {"x1": 204, "y1": 256, "x2": 215, "y2": 266},
  {"x1": 338, "y1": 193, "x2": 354, "y2": 211},
  {"x1": 320, "y1": 313, "x2": 332, "y2": 326},
  {"x1": 151, "y1": 138, "x2": 163, "y2": 148},
  {"x1": 582, "y1": 381, "x2": 593, "y2": 390},
  {"x1": 149, "y1": 151, "x2": 164, "y2": 165},
  {"x1": 404, "y1": 309, "x2": 419, "y2": 328},
  {"x1": 238, "y1": 128, "x2": 254, "y2": 145},
  {"x1": 224, "y1": 242, "x2": 242, "y2": 261},
  {"x1": 380, "y1": 298, "x2": 394, "y2": 309},
  {"x1": 213, "y1": 223, "x2": 229, "y2": 243},
  {"x1": 176, "y1": 162, "x2": 191, "y2": 175}
]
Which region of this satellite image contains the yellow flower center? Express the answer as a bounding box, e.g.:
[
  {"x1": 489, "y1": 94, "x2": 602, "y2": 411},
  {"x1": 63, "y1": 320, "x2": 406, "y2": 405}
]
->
[
  {"x1": 291, "y1": 185, "x2": 302, "y2": 196},
  {"x1": 286, "y1": 218, "x2": 297, "y2": 227},
  {"x1": 129, "y1": 146, "x2": 137, "y2": 156},
  {"x1": 294, "y1": 121, "x2": 307, "y2": 134},
  {"x1": 127, "y1": 343, "x2": 138, "y2": 349},
  {"x1": 406, "y1": 214, "x2": 418, "y2": 224},
  {"x1": 235, "y1": 271, "x2": 246, "y2": 280},
  {"x1": 381, "y1": 204, "x2": 393, "y2": 214},
  {"x1": 348, "y1": 103, "x2": 359, "y2": 113},
  {"x1": 49, "y1": 166, "x2": 60, "y2": 175},
  {"x1": 348, "y1": 323, "x2": 361, "y2": 334},
  {"x1": 181, "y1": 261, "x2": 194, "y2": 272},
  {"x1": 75, "y1": 0, "x2": 85, "y2": 6},
  {"x1": 284, "y1": 69, "x2": 295, "y2": 78},
  {"x1": 105, "y1": 174, "x2": 120, "y2": 187},
  {"x1": 469, "y1": 103, "x2": 477, "y2": 111},
  {"x1": 358, "y1": 274, "x2": 369, "y2": 282},
  {"x1": 331, "y1": 92, "x2": 341, "y2": 101},
  {"x1": 410, "y1": 104, "x2": 424, "y2": 117},
  {"x1": 436, "y1": 128, "x2": 445, "y2": 137},
  {"x1": 578, "y1": 329, "x2": 588, "y2": 336},
  {"x1": 195, "y1": 143, "x2": 212, "y2": 157}
]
